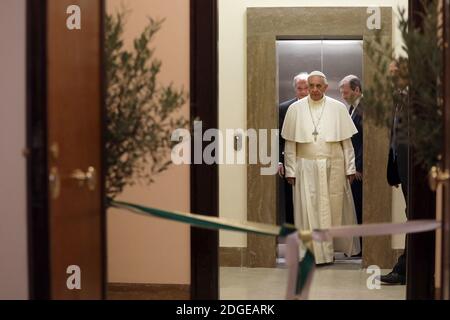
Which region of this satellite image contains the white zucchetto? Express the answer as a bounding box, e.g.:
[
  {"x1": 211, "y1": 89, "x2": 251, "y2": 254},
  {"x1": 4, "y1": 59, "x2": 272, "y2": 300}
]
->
[{"x1": 308, "y1": 70, "x2": 327, "y2": 82}]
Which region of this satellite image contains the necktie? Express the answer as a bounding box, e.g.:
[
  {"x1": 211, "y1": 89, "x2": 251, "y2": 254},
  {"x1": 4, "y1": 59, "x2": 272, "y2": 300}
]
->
[{"x1": 349, "y1": 105, "x2": 354, "y2": 115}]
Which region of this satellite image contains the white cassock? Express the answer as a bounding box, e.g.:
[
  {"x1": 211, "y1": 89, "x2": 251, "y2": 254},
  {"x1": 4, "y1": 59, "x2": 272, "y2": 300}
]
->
[{"x1": 282, "y1": 95, "x2": 361, "y2": 264}]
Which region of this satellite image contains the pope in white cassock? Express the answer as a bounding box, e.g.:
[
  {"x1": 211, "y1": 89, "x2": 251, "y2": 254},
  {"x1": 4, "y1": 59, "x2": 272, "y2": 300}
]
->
[{"x1": 281, "y1": 71, "x2": 361, "y2": 264}]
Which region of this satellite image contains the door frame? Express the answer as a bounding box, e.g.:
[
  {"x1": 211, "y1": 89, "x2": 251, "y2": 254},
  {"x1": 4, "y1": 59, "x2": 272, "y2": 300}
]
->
[
  {"x1": 441, "y1": 0, "x2": 450, "y2": 299},
  {"x1": 26, "y1": 0, "x2": 107, "y2": 299},
  {"x1": 27, "y1": 0, "x2": 217, "y2": 300},
  {"x1": 189, "y1": 0, "x2": 219, "y2": 300},
  {"x1": 405, "y1": 0, "x2": 438, "y2": 300},
  {"x1": 26, "y1": 0, "x2": 50, "y2": 299},
  {"x1": 246, "y1": 7, "x2": 395, "y2": 269}
]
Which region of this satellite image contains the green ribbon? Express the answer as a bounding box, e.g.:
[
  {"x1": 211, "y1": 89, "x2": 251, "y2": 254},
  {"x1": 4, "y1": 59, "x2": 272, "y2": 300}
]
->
[
  {"x1": 111, "y1": 200, "x2": 300, "y2": 238},
  {"x1": 110, "y1": 200, "x2": 313, "y2": 297},
  {"x1": 297, "y1": 250, "x2": 315, "y2": 296}
]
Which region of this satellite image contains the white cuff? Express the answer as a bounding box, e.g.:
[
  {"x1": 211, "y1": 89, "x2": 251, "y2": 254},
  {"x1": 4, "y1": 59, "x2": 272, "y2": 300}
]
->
[
  {"x1": 284, "y1": 140, "x2": 297, "y2": 178},
  {"x1": 342, "y1": 139, "x2": 356, "y2": 175}
]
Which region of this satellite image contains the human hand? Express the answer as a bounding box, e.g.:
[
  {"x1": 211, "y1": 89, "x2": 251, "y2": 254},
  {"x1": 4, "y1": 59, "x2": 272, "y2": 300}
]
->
[
  {"x1": 347, "y1": 174, "x2": 356, "y2": 184},
  {"x1": 286, "y1": 177, "x2": 296, "y2": 186},
  {"x1": 278, "y1": 164, "x2": 285, "y2": 177},
  {"x1": 355, "y1": 171, "x2": 363, "y2": 181}
]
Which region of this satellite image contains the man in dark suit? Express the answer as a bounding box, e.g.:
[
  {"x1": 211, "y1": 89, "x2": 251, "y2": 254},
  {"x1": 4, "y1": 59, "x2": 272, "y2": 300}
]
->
[
  {"x1": 380, "y1": 60, "x2": 409, "y2": 285},
  {"x1": 278, "y1": 73, "x2": 309, "y2": 225},
  {"x1": 339, "y1": 75, "x2": 363, "y2": 256}
]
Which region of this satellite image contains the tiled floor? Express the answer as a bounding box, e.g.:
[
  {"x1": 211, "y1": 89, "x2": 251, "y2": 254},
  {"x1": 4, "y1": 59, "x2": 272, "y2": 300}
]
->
[{"x1": 220, "y1": 261, "x2": 406, "y2": 300}]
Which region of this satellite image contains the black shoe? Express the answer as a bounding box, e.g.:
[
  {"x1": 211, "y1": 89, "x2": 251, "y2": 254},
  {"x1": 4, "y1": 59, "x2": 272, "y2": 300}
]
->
[{"x1": 380, "y1": 272, "x2": 406, "y2": 285}]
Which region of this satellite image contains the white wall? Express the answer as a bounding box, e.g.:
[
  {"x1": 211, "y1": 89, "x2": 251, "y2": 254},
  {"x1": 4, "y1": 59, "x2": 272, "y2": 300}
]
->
[
  {"x1": 0, "y1": 0, "x2": 29, "y2": 299},
  {"x1": 218, "y1": 0, "x2": 408, "y2": 248}
]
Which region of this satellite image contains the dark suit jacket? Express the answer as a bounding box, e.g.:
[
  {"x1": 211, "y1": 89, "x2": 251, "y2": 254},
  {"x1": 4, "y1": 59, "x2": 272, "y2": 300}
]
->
[
  {"x1": 279, "y1": 98, "x2": 298, "y2": 164},
  {"x1": 351, "y1": 101, "x2": 364, "y2": 173},
  {"x1": 387, "y1": 89, "x2": 409, "y2": 188}
]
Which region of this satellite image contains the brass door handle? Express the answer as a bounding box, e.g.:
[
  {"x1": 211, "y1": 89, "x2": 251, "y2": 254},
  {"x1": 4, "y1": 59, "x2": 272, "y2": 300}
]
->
[
  {"x1": 49, "y1": 167, "x2": 61, "y2": 199},
  {"x1": 429, "y1": 166, "x2": 450, "y2": 191},
  {"x1": 49, "y1": 166, "x2": 97, "y2": 199},
  {"x1": 70, "y1": 167, "x2": 97, "y2": 191}
]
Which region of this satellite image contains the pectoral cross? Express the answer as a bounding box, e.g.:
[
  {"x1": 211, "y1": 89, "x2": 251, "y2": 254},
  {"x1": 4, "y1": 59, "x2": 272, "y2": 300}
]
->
[{"x1": 312, "y1": 130, "x2": 319, "y2": 142}]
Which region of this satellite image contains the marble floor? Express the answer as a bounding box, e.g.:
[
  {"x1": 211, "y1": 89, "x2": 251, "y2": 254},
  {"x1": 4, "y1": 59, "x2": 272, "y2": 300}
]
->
[{"x1": 220, "y1": 260, "x2": 406, "y2": 300}]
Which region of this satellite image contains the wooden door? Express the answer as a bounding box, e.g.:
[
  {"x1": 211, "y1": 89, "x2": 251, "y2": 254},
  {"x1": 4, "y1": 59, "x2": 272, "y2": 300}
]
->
[
  {"x1": 46, "y1": 0, "x2": 104, "y2": 299},
  {"x1": 440, "y1": 0, "x2": 450, "y2": 300}
]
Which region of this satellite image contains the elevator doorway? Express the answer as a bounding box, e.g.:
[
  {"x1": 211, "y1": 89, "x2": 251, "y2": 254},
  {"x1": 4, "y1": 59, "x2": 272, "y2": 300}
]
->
[
  {"x1": 277, "y1": 39, "x2": 363, "y2": 106},
  {"x1": 276, "y1": 39, "x2": 364, "y2": 265}
]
